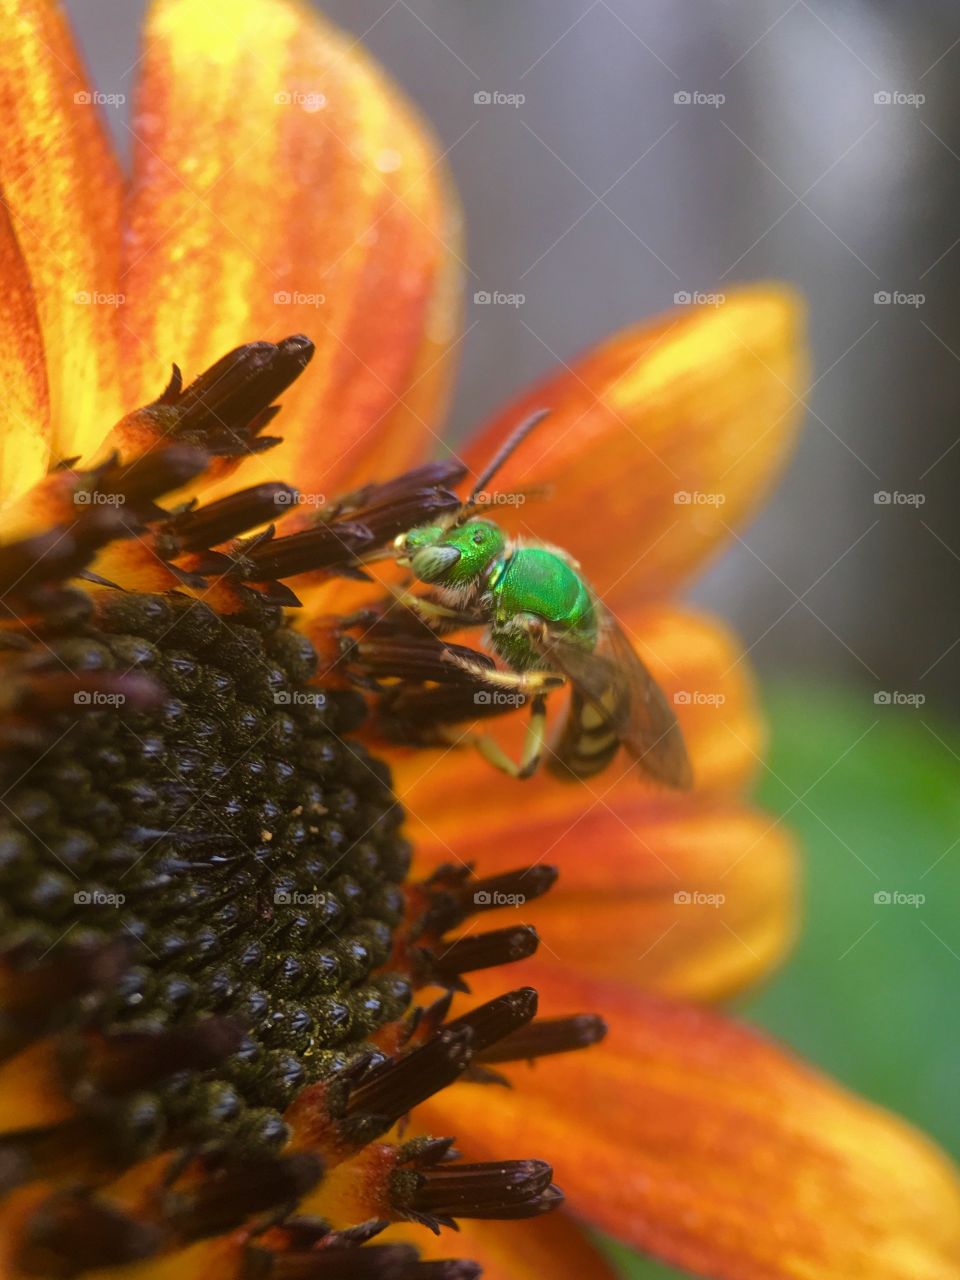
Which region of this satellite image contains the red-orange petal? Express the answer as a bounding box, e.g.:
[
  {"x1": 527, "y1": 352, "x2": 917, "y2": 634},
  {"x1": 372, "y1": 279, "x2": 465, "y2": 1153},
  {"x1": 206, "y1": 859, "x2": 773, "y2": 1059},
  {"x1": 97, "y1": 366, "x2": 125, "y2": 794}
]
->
[
  {"x1": 83, "y1": 1237, "x2": 247, "y2": 1280},
  {"x1": 394, "y1": 602, "x2": 767, "y2": 846},
  {"x1": 415, "y1": 804, "x2": 797, "y2": 1003},
  {"x1": 422, "y1": 973, "x2": 960, "y2": 1280},
  {"x1": 462, "y1": 285, "x2": 806, "y2": 604},
  {"x1": 0, "y1": 0, "x2": 125, "y2": 465},
  {"x1": 383, "y1": 1213, "x2": 620, "y2": 1280},
  {"x1": 123, "y1": 0, "x2": 461, "y2": 500},
  {"x1": 0, "y1": 200, "x2": 49, "y2": 504},
  {"x1": 391, "y1": 604, "x2": 798, "y2": 1003},
  {"x1": 393, "y1": 603, "x2": 792, "y2": 1002}
]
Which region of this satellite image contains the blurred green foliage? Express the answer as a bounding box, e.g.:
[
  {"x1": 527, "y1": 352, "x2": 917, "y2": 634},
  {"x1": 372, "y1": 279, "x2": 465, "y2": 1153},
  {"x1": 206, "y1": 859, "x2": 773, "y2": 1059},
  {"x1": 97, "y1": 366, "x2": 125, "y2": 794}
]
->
[{"x1": 599, "y1": 680, "x2": 960, "y2": 1278}]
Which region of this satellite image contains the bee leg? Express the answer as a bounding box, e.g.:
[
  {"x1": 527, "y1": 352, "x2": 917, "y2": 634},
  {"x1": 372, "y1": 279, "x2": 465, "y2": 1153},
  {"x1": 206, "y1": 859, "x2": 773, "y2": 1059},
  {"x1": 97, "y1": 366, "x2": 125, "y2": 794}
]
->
[
  {"x1": 442, "y1": 649, "x2": 565, "y2": 694},
  {"x1": 384, "y1": 584, "x2": 484, "y2": 629},
  {"x1": 444, "y1": 693, "x2": 549, "y2": 781},
  {"x1": 517, "y1": 693, "x2": 548, "y2": 779},
  {"x1": 435, "y1": 652, "x2": 562, "y2": 777},
  {"x1": 385, "y1": 584, "x2": 449, "y2": 619}
]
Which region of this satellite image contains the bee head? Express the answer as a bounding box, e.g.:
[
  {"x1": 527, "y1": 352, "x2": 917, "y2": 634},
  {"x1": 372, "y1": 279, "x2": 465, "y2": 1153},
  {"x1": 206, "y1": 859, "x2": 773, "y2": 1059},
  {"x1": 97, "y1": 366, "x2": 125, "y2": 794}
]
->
[{"x1": 395, "y1": 519, "x2": 506, "y2": 586}]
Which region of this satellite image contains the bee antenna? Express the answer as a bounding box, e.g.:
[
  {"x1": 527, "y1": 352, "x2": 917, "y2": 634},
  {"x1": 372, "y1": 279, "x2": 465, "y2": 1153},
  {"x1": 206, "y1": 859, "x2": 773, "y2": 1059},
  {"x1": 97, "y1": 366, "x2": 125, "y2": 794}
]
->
[{"x1": 467, "y1": 408, "x2": 550, "y2": 506}]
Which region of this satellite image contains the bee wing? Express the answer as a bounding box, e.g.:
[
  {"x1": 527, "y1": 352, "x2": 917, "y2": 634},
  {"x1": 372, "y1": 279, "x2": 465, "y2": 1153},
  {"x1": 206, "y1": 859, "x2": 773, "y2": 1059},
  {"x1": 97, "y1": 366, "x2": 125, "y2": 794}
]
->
[
  {"x1": 597, "y1": 614, "x2": 693, "y2": 788},
  {"x1": 530, "y1": 614, "x2": 693, "y2": 790}
]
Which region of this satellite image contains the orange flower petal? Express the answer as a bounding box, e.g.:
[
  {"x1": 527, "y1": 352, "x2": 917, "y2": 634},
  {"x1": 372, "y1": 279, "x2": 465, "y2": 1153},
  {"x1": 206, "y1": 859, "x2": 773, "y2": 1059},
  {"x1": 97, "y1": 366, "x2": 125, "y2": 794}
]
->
[
  {"x1": 462, "y1": 285, "x2": 806, "y2": 603},
  {"x1": 389, "y1": 604, "x2": 789, "y2": 1001},
  {"x1": 423, "y1": 973, "x2": 960, "y2": 1280},
  {"x1": 394, "y1": 602, "x2": 766, "y2": 848},
  {"x1": 0, "y1": 0, "x2": 124, "y2": 464},
  {"x1": 414, "y1": 804, "x2": 796, "y2": 1003},
  {"x1": 383, "y1": 1212, "x2": 619, "y2": 1280},
  {"x1": 124, "y1": 0, "x2": 461, "y2": 498},
  {"x1": 0, "y1": 201, "x2": 49, "y2": 504},
  {"x1": 397, "y1": 608, "x2": 793, "y2": 1003},
  {"x1": 0, "y1": 1039, "x2": 72, "y2": 1132},
  {"x1": 83, "y1": 1237, "x2": 246, "y2": 1280}
]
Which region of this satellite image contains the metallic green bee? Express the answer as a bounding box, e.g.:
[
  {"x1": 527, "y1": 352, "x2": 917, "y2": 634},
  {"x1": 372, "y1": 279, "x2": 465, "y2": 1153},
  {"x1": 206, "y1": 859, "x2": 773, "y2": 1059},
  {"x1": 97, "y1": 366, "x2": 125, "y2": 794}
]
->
[{"x1": 390, "y1": 412, "x2": 692, "y2": 788}]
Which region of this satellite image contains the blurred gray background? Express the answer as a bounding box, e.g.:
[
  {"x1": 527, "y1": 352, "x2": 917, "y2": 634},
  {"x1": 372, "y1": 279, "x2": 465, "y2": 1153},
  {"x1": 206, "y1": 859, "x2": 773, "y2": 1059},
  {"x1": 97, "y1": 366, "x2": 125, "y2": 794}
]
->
[{"x1": 68, "y1": 0, "x2": 960, "y2": 707}]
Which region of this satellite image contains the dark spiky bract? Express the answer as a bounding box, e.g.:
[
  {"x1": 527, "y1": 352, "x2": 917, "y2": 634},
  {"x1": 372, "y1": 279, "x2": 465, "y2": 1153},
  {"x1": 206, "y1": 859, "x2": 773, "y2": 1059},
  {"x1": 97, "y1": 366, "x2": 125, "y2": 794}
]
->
[{"x1": 0, "y1": 339, "x2": 605, "y2": 1280}]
